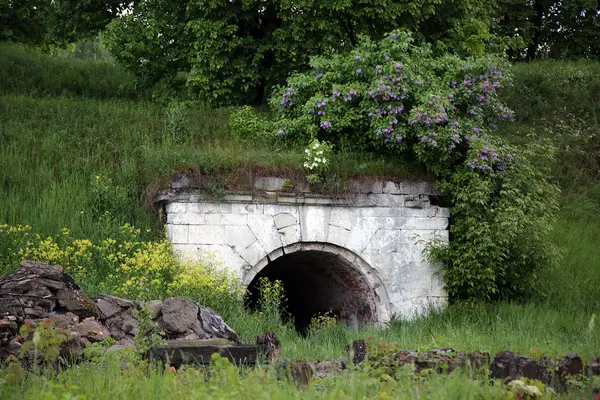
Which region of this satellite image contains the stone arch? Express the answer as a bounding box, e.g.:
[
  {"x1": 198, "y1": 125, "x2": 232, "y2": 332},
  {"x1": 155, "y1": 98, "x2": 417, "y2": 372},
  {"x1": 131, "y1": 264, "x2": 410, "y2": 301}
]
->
[{"x1": 244, "y1": 242, "x2": 391, "y2": 331}]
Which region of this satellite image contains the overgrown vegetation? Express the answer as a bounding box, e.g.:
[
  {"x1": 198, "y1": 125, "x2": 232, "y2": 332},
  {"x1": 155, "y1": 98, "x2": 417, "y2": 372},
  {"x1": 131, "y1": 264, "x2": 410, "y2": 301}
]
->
[
  {"x1": 266, "y1": 31, "x2": 560, "y2": 300},
  {"x1": 1, "y1": 18, "x2": 600, "y2": 400}
]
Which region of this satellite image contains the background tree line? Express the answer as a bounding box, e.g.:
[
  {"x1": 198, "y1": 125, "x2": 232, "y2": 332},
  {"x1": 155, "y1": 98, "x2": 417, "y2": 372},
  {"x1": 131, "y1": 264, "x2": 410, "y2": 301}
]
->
[{"x1": 2, "y1": 0, "x2": 599, "y2": 105}]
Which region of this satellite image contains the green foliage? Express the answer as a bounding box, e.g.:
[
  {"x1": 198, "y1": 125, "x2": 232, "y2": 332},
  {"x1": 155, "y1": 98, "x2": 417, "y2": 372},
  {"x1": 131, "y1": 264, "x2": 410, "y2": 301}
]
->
[
  {"x1": 133, "y1": 306, "x2": 166, "y2": 358},
  {"x1": 0, "y1": 42, "x2": 137, "y2": 99},
  {"x1": 164, "y1": 102, "x2": 189, "y2": 142},
  {"x1": 0, "y1": 222, "x2": 244, "y2": 318},
  {"x1": 0, "y1": 0, "x2": 125, "y2": 48},
  {"x1": 268, "y1": 31, "x2": 560, "y2": 300},
  {"x1": 104, "y1": 0, "x2": 499, "y2": 105},
  {"x1": 303, "y1": 139, "x2": 334, "y2": 185},
  {"x1": 255, "y1": 277, "x2": 289, "y2": 328},
  {"x1": 0, "y1": 0, "x2": 55, "y2": 46},
  {"x1": 494, "y1": 0, "x2": 600, "y2": 60},
  {"x1": 228, "y1": 106, "x2": 274, "y2": 139},
  {"x1": 19, "y1": 319, "x2": 70, "y2": 366}
]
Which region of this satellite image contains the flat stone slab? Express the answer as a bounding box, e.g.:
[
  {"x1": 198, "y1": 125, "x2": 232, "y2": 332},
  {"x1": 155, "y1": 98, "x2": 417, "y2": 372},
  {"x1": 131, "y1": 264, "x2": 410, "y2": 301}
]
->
[{"x1": 147, "y1": 339, "x2": 268, "y2": 366}]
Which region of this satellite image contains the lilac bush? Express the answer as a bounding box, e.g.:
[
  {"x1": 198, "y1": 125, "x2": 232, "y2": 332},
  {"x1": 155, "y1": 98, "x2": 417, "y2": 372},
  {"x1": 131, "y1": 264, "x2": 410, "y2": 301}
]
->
[{"x1": 268, "y1": 31, "x2": 560, "y2": 301}]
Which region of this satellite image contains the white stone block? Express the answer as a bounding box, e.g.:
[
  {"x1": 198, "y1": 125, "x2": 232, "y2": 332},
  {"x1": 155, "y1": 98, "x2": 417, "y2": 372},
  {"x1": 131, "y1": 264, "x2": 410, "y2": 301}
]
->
[
  {"x1": 169, "y1": 212, "x2": 205, "y2": 225},
  {"x1": 197, "y1": 244, "x2": 249, "y2": 276},
  {"x1": 240, "y1": 241, "x2": 267, "y2": 267},
  {"x1": 327, "y1": 224, "x2": 350, "y2": 247},
  {"x1": 225, "y1": 225, "x2": 257, "y2": 252},
  {"x1": 166, "y1": 202, "x2": 187, "y2": 214},
  {"x1": 329, "y1": 208, "x2": 355, "y2": 230},
  {"x1": 189, "y1": 225, "x2": 225, "y2": 244},
  {"x1": 404, "y1": 217, "x2": 449, "y2": 230},
  {"x1": 188, "y1": 203, "x2": 232, "y2": 214},
  {"x1": 274, "y1": 212, "x2": 297, "y2": 229},
  {"x1": 267, "y1": 247, "x2": 284, "y2": 261},
  {"x1": 221, "y1": 213, "x2": 248, "y2": 225},
  {"x1": 230, "y1": 203, "x2": 262, "y2": 214},
  {"x1": 301, "y1": 206, "x2": 329, "y2": 242},
  {"x1": 278, "y1": 224, "x2": 301, "y2": 246},
  {"x1": 166, "y1": 224, "x2": 189, "y2": 244},
  {"x1": 205, "y1": 213, "x2": 222, "y2": 224},
  {"x1": 345, "y1": 217, "x2": 379, "y2": 254},
  {"x1": 247, "y1": 214, "x2": 283, "y2": 254},
  {"x1": 383, "y1": 181, "x2": 400, "y2": 194}
]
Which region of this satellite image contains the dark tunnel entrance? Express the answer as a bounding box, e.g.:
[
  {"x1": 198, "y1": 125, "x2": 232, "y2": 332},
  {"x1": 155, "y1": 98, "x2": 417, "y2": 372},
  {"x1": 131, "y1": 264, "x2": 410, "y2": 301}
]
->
[{"x1": 245, "y1": 249, "x2": 378, "y2": 333}]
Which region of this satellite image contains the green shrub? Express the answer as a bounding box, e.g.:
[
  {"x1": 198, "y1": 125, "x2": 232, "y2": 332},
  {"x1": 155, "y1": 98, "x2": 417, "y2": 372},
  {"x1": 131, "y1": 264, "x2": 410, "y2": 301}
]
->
[
  {"x1": 267, "y1": 31, "x2": 560, "y2": 301},
  {"x1": 0, "y1": 223, "x2": 244, "y2": 316}
]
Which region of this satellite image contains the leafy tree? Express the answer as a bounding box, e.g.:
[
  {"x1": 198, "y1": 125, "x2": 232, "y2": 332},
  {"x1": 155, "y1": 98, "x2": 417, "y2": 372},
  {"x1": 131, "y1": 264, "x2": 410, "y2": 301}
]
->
[
  {"x1": 0, "y1": 0, "x2": 55, "y2": 45},
  {"x1": 104, "y1": 0, "x2": 497, "y2": 105},
  {"x1": 494, "y1": 0, "x2": 600, "y2": 60},
  {"x1": 1, "y1": 0, "x2": 129, "y2": 47}
]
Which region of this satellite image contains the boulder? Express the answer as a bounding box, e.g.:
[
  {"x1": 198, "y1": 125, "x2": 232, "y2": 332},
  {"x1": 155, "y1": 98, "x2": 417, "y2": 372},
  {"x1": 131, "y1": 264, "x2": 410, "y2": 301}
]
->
[
  {"x1": 0, "y1": 261, "x2": 240, "y2": 361},
  {"x1": 159, "y1": 297, "x2": 198, "y2": 334}
]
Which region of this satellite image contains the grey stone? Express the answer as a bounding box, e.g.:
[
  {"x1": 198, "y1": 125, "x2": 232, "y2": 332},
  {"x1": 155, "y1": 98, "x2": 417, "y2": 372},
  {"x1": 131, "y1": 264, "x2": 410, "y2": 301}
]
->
[
  {"x1": 96, "y1": 298, "x2": 122, "y2": 320},
  {"x1": 144, "y1": 300, "x2": 162, "y2": 320},
  {"x1": 57, "y1": 288, "x2": 100, "y2": 319},
  {"x1": 199, "y1": 306, "x2": 238, "y2": 342},
  {"x1": 72, "y1": 318, "x2": 110, "y2": 342},
  {"x1": 97, "y1": 294, "x2": 137, "y2": 309},
  {"x1": 160, "y1": 297, "x2": 199, "y2": 334},
  {"x1": 254, "y1": 177, "x2": 287, "y2": 191}
]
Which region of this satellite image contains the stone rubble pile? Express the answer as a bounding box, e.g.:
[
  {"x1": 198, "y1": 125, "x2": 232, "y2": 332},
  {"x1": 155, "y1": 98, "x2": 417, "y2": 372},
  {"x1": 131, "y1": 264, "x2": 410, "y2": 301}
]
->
[{"x1": 0, "y1": 260, "x2": 238, "y2": 360}]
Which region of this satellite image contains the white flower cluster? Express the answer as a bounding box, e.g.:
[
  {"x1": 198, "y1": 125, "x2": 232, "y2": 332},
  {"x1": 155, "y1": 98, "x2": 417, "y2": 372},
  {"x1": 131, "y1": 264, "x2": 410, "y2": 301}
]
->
[{"x1": 303, "y1": 141, "x2": 329, "y2": 170}]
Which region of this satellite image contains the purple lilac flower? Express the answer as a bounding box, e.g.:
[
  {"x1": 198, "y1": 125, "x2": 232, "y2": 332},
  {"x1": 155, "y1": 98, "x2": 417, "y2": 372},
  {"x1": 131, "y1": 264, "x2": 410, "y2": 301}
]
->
[
  {"x1": 277, "y1": 129, "x2": 285, "y2": 136},
  {"x1": 280, "y1": 87, "x2": 295, "y2": 107},
  {"x1": 390, "y1": 33, "x2": 399, "y2": 39},
  {"x1": 356, "y1": 68, "x2": 363, "y2": 75},
  {"x1": 354, "y1": 55, "x2": 361, "y2": 61},
  {"x1": 376, "y1": 65, "x2": 382, "y2": 74},
  {"x1": 316, "y1": 72, "x2": 323, "y2": 80},
  {"x1": 385, "y1": 55, "x2": 391, "y2": 61},
  {"x1": 415, "y1": 80, "x2": 422, "y2": 85},
  {"x1": 320, "y1": 121, "x2": 332, "y2": 130},
  {"x1": 332, "y1": 89, "x2": 341, "y2": 102},
  {"x1": 472, "y1": 127, "x2": 482, "y2": 133},
  {"x1": 395, "y1": 63, "x2": 403, "y2": 73},
  {"x1": 396, "y1": 136, "x2": 403, "y2": 142}
]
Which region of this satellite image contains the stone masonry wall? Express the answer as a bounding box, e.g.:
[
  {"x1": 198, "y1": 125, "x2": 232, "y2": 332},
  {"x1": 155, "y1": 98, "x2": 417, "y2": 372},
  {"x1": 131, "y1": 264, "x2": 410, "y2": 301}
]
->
[{"x1": 159, "y1": 179, "x2": 449, "y2": 322}]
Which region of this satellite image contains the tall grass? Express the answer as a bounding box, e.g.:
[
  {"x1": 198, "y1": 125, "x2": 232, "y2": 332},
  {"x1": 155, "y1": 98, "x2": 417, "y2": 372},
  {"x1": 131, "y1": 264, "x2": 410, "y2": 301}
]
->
[
  {"x1": 0, "y1": 42, "x2": 138, "y2": 100},
  {"x1": 500, "y1": 60, "x2": 600, "y2": 189},
  {"x1": 0, "y1": 92, "x2": 420, "y2": 239},
  {"x1": 1, "y1": 44, "x2": 600, "y2": 398}
]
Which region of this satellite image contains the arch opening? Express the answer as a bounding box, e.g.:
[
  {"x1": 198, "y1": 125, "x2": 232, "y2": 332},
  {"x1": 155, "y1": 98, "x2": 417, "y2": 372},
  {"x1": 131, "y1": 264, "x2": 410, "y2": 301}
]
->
[{"x1": 245, "y1": 249, "x2": 378, "y2": 333}]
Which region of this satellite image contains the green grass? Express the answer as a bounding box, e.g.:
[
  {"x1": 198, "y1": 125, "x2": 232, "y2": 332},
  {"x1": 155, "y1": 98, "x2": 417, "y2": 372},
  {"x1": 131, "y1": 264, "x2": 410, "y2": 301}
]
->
[
  {"x1": 0, "y1": 42, "x2": 137, "y2": 100},
  {"x1": 0, "y1": 93, "x2": 423, "y2": 240},
  {"x1": 500, "y1": 60, "x2": 600, "y2": 190},
  {"x1": 0, "y1": 358, "x2": 530, "y2": 400},
  {"x1": 1, "y1": 44, "x2": 600, "y2": 399}
]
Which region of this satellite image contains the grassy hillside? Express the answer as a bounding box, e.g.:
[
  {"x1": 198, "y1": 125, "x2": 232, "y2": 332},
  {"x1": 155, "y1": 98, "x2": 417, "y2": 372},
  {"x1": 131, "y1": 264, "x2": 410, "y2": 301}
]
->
[{"x1": 0, "y1": 44, "x2": 599, "y2": 368}]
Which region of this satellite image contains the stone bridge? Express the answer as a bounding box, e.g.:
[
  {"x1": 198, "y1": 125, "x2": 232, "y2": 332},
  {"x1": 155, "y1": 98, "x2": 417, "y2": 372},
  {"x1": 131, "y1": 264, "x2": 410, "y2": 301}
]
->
[{"x1": 157, "y1": 178, "x2": 449, "y2": 330}]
